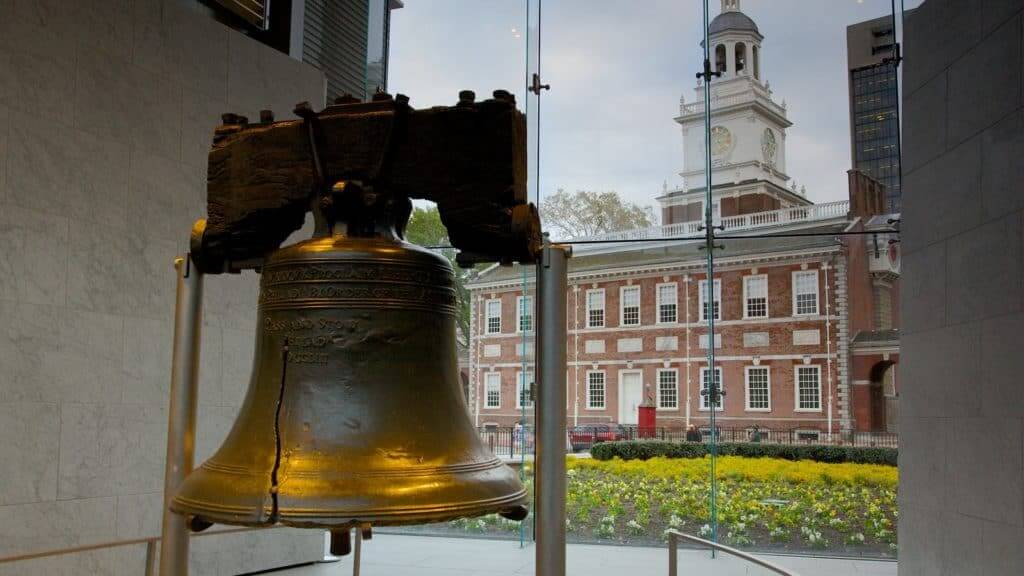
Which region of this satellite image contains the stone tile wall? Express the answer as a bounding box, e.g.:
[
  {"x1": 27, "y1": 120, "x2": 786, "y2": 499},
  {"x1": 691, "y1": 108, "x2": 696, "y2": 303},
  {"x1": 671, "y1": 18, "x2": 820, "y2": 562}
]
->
[
  {"x1": 0, "y1": 0, "x2": 326, "y2": 573},
  {"x1": 901, "y1": 1, "x2": 1024, "y2": 574}
]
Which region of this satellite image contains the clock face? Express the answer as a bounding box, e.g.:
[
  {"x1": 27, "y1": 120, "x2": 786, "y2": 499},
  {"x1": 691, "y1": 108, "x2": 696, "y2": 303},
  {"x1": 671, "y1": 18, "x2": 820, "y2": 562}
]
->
[
  {"x1": 761, "y1": 128, "x2": 778, "y2": 166},
  {"x1": 710, "y1": 126, "x2": 732, "y2": 157}
]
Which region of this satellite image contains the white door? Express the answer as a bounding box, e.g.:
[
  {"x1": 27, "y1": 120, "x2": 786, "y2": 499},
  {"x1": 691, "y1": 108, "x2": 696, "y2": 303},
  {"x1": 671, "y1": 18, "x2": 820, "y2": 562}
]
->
[{"x1": 619, "y1": 371, "x2": 644, "y2": 425}]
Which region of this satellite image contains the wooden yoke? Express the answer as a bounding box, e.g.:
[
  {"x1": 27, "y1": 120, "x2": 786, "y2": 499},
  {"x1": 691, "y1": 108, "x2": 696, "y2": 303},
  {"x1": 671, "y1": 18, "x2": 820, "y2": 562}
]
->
[{"x1": 190, "y1": 90, "x2": 541, "y2": 274}]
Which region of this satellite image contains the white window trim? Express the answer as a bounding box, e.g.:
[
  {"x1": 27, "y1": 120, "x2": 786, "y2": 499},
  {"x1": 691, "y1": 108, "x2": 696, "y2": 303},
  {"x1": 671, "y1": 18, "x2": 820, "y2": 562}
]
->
[
  {"x1": 791, "y1": 270, "x2": 820, "y2": 317},
  {"x1": 742, "y1": 274, "x2": 769, "y2": 319},
  {"x1": 485, "y1": 298, "x2": 502, "y2": 334},
  {"x1": 656, "y1": 368, "x2": 679, "y2": 411},
  {"x1": 586, "y1": 288, "x2": 606, "y2": 329},
  {"x1": 656, "y1": 282, "x2": 679, "y2": 325},
  {"x1": 794, "y1": 365, "x2": 823, "y2": 412},
  {"x1": 516, "y1": 371, "x2": 535, "y2": 409},
  {"x1": 516, "y1": 295, "x2": 533, "y2": 333},
  {"x1": 483, "y1": 372, "x2": 502, "y2": 409},
  {"x1": 699, "y1": 279, "x2": 722, "y2": 322},
  {"x1": 699, "y1": 199, "x2": 722, "y2": 225},
  {"x1": 585, "y1": 370, "x2": 607, "y2": 410},
  {"x1": 699, "y1": 366, "x2": 724, "y2": 412},
  {"x1": 743, "y1": 366, "x2": 771, "y2": 412},
  {"x1": 619, "y1": 285, "x2": 641, "y2": 327}
]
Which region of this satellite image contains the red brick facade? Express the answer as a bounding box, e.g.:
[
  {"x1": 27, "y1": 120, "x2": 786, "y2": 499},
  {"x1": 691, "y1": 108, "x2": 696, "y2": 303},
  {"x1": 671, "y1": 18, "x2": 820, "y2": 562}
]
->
[{"x1": 470, "y1": 256, "x2": 848, "y2": 436}]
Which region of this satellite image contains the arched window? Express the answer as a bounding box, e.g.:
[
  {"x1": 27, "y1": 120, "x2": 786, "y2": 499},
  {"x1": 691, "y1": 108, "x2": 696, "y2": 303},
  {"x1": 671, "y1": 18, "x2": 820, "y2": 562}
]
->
[
  {"x1": 753, "y1": 45, "x2": 760, "y2": 79},
  {"x1": 715, "y1": 44, "x2": 727, "y2": 74},
  {"x1": 735, "y1": 42, "x2": 746, "y2": 74}
]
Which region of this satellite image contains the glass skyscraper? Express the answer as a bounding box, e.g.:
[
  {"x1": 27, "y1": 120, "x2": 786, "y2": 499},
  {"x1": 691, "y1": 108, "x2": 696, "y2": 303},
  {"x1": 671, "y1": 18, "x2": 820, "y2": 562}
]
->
[{"x1": 847, "y1": 14, "x2": 906, "y2": 213}]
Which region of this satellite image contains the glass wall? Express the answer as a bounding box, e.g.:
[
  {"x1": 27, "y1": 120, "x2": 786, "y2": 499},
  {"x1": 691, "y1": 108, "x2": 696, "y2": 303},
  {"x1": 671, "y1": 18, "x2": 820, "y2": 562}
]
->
[{"x1": 386, "y1": 0, "x2": 909, "y2": 565}]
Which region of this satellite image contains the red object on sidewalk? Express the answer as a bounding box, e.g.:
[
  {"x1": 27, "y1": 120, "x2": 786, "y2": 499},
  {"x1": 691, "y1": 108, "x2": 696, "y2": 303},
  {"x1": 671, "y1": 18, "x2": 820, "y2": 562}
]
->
[{"x1": 638, "y1": 405, "x2": 656, "y2": 439}]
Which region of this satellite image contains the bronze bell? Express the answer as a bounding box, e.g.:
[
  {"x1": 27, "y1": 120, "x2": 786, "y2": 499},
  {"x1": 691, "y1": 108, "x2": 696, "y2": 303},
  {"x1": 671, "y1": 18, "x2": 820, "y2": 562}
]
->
[{"x1": 170, "y1": 232, "x2": 529, "y2": 531}]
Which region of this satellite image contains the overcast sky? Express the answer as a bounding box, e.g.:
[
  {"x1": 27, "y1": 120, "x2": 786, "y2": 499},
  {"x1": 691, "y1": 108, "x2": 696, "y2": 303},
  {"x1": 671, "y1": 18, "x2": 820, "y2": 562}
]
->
[{"x1": 389, "y1": 0, "x2": 923, "y2": 216}]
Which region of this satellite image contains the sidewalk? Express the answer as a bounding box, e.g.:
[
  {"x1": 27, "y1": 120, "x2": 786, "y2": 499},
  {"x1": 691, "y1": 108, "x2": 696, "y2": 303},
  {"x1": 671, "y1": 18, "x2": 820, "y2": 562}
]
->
[{"x1": 275, "y1": 534, "x2": 897, "y2": 576}]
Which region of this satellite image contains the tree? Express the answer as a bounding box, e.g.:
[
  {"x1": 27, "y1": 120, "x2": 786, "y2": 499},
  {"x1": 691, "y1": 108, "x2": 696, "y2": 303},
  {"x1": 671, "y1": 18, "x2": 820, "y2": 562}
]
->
[
  {"x1": 404, "y1": 206, "x2": 472, "y2": 348},
  {"x1": 540, "y1": 189, "x2": 655, "y2": 239}
]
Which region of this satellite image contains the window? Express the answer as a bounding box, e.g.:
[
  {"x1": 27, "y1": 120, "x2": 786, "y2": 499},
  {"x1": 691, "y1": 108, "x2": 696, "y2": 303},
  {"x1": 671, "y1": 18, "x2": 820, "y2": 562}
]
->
[
  {"x1": 795, "y1": 365, "x2": 822, "y2": 411},
  {"x1": 699, "y1": 279, "x2": 721, "y2": 321},
  {"x1": 792, "y1": 270, "x2": 819, "y2": 316},
  {"x1": 745, "y1": 366, "x2": 770, "y2": 411},
  {"x1": 735, "y1": 42, "x2": 746, "y2": 73},
  {"x1": 700, "y1": 199, "x2": 722, "y2": 225},
  {"x1": 744, "y1": 274, "x2": 768, "y2": 318},
  {"x1": 485, "y1": 299, "x2": 502, "y2": 334},
  {"x1": 517, "y1": 372, "x2": 534, "y2": 409},
  {"x1": 587, "y1": 371, "x2": 606, "y2": 409},
  {"x1": 620, "y1": 286, "x2": 640, "y2": 326},
  {"x1": 715, "y1": 43, "x2": 727, "y2": 73},
  {"x1": 586, "y1": 289, "x2": 605, "y2": 328},
  {"x1": 657, "y1": 369, "x2": 678, "y2": 409},
  {"x1": 657, "y1": 283, "x2": 678, "y2": 324},
  {"x1": 700, "y1": 367, "x2": 723, "y2": 411},
  {"x1": 517, "y1": 295, "x2": 533, "y2": 333},
  {"x1": 484, "y1": 372, "x2": 501, "y2": 409}
]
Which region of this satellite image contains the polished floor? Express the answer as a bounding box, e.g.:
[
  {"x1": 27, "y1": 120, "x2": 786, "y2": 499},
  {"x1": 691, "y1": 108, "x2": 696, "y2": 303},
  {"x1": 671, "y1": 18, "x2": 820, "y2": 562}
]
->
[{"x1": 276, "y1": 534, "x2": 898, "y2": 576}]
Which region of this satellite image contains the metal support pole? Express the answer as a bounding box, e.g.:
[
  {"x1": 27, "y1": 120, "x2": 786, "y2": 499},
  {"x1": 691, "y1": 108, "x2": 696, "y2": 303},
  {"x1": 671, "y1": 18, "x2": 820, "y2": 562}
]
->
[
  {"x1": 352, "y1": 528, "x2": 363, "y2": 576},
  {"x1": 536, "y1": 242, "x2": 569, "y2": 576},
  {"x1": 159, "y1": 255, "x2": 204, "y2": 576},
  {"x1": 145, "y1": 540, "x2": 158, "y2": 576}
]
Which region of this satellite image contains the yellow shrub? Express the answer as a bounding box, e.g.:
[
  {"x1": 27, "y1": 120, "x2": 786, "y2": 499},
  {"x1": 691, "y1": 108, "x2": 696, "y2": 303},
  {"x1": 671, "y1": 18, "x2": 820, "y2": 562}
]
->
[{"x1": 567, "y1": 456, "x2": 898, "y2": 488}]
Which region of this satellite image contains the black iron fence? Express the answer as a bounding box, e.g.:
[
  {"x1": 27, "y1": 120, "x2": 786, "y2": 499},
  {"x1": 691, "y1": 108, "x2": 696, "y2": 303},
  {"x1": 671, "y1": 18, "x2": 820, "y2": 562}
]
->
[{"x1": 477, "y1": 425, "x2": 897, "y2": 457}]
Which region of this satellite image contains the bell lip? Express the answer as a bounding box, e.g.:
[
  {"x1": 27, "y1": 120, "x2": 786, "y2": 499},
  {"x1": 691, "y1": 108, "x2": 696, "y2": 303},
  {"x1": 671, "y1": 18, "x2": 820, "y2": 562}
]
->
[{"x1": 170, "y1": 488, "x2": 529, "y2": 528}]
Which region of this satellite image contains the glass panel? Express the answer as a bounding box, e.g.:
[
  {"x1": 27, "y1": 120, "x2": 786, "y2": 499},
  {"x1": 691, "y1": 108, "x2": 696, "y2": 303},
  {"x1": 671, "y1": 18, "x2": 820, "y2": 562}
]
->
[
  {"x1": 386, "y1": 0, "x2": 907, "y2": 564},
  {"x1": 383, "y1": 0, "x2": 535, "y2": 544}
]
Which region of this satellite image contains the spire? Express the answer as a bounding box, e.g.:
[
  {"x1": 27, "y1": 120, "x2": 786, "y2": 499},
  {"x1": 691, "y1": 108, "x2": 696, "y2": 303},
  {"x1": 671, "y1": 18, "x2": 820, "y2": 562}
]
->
[{"x1": 722, "y1": 0, "x2": 740, "y2": 12}]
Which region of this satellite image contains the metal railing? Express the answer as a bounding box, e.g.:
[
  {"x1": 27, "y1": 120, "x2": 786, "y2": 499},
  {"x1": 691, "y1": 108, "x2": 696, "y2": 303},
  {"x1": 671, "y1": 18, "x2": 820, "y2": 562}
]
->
[
  {"x1": 0, "y1": 527, "x2": 263, "y2": 575},
  {"x1": 571, "y1": 200, "x2": 850, "y2": 244},
  {"x1": 0, "y1": 526, "x2": 356, "y2": 575},
  {"x1": 667, "y1": 530, "x2": 799, "y2": 576},
  {"x1": 479, "y1": 425, "x2": 897, "y2": 456}
]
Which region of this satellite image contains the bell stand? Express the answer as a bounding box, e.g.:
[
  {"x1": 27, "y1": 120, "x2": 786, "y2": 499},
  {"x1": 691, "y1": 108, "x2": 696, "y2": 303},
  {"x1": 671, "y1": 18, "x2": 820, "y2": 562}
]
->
[{"x1": 158, "y1": 242, "x2": 571, "y2": 576}]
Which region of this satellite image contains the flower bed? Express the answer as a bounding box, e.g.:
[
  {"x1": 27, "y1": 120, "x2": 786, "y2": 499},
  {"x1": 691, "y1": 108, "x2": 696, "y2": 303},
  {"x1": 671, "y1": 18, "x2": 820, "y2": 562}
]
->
[
  {"x1": 388, "y1": 456, "x2": 898, "y2": 558},
  {"x1": 563, "y1": 456, "x2": 897, "y2": 557}
]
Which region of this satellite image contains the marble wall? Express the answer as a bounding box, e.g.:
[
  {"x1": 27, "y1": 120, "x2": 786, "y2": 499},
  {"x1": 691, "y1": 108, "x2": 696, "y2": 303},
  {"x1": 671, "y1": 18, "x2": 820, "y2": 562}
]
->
[
  {"x1": 0, "y1": 0, "x2": 327, "y2": 573},
  {"x1": 900, "y1": 1, "x2": 1024, "y2": 574}
]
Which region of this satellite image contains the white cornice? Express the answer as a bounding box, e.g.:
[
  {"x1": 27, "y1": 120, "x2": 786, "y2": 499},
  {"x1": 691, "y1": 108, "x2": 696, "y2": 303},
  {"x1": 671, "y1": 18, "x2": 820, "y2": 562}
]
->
[{"x1": 467, "y1": 245, "x2": 841, "y2": 292}]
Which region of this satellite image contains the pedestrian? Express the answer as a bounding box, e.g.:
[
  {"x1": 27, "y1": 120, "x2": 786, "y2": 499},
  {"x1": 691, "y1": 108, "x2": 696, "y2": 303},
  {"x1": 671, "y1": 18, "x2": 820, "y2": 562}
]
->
[
  {"x1": 750, "y1": 424, "x2": 762, "y2": 443},
  {"x1": 685, "y1": 424, "x2": 702, "y2": 442}
]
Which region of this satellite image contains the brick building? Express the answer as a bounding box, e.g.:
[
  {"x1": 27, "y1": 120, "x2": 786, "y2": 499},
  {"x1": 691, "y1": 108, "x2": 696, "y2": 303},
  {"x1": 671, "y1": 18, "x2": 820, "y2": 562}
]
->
[{"x1": 467, "y1": 176, "x2": 898, "y2": 438}]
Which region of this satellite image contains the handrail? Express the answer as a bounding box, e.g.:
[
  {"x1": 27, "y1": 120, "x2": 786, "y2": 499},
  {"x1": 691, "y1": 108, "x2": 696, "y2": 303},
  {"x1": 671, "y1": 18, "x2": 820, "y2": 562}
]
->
[
  {"x1": 667, "y1": 530, "x2": 800, "y2": 576},
  {"x1": 0, "y1": 526, "x2": 266, "y2": 565},
  {"x1": 0, "y1": 526, "x2": 268, "y2": 570}
]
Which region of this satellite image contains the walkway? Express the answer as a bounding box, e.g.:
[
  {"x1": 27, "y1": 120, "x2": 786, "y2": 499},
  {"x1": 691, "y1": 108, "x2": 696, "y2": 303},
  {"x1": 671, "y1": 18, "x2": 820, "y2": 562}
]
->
[{"x1": 276, "y1": 534, "x2": 897, "y2": 576}]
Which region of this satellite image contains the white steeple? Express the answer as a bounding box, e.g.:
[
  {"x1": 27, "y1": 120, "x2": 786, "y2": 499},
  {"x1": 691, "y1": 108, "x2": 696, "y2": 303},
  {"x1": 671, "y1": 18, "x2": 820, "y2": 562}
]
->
[{"x1": 722, "y1": 0, "x2": 740, "y2": 12}]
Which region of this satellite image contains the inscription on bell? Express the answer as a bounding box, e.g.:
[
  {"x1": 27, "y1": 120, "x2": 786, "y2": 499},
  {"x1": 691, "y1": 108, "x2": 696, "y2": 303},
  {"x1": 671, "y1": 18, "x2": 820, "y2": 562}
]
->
[
  {"x1": 290, "y1": 350, "x2": 329, "y2": 365},
  {"x1": 263, "y1": 263, "x2": 451, "y2": 287}
]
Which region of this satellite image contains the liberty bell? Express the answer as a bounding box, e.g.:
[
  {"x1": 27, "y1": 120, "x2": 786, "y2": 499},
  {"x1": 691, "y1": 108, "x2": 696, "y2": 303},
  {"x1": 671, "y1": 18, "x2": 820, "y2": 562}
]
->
[{"x1": 171, "y1": 91, "x2": 540, "y2": 547}]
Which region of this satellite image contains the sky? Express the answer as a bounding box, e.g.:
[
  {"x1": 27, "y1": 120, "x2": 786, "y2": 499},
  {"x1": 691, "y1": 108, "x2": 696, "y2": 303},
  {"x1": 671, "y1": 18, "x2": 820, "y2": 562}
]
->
[{"x1": 388, "y1": 0, "x2": 923, "y2": 217}]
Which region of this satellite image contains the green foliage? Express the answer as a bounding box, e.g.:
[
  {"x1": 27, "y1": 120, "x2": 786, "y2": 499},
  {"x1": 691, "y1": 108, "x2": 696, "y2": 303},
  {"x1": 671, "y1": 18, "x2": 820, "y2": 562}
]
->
[
  {"x1": 540, "y1": 189, "x2": 655, "y2": 239},
  {"x1": 404, "y1": 205, "x2": 448, "y2": 246},
  {"x1": 404, "y1": 206, "x2": 472, "y2": 346},
  {"x1": 589, "y1": 441, "x2": 897, "y2": 466}
]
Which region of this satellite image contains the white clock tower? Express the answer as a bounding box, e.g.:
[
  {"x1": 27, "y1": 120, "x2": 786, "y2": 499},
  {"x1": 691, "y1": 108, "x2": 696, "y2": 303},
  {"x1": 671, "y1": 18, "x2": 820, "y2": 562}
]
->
[{"x1": 660, "y1": 0, "x2": 810, "y2": 225}]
